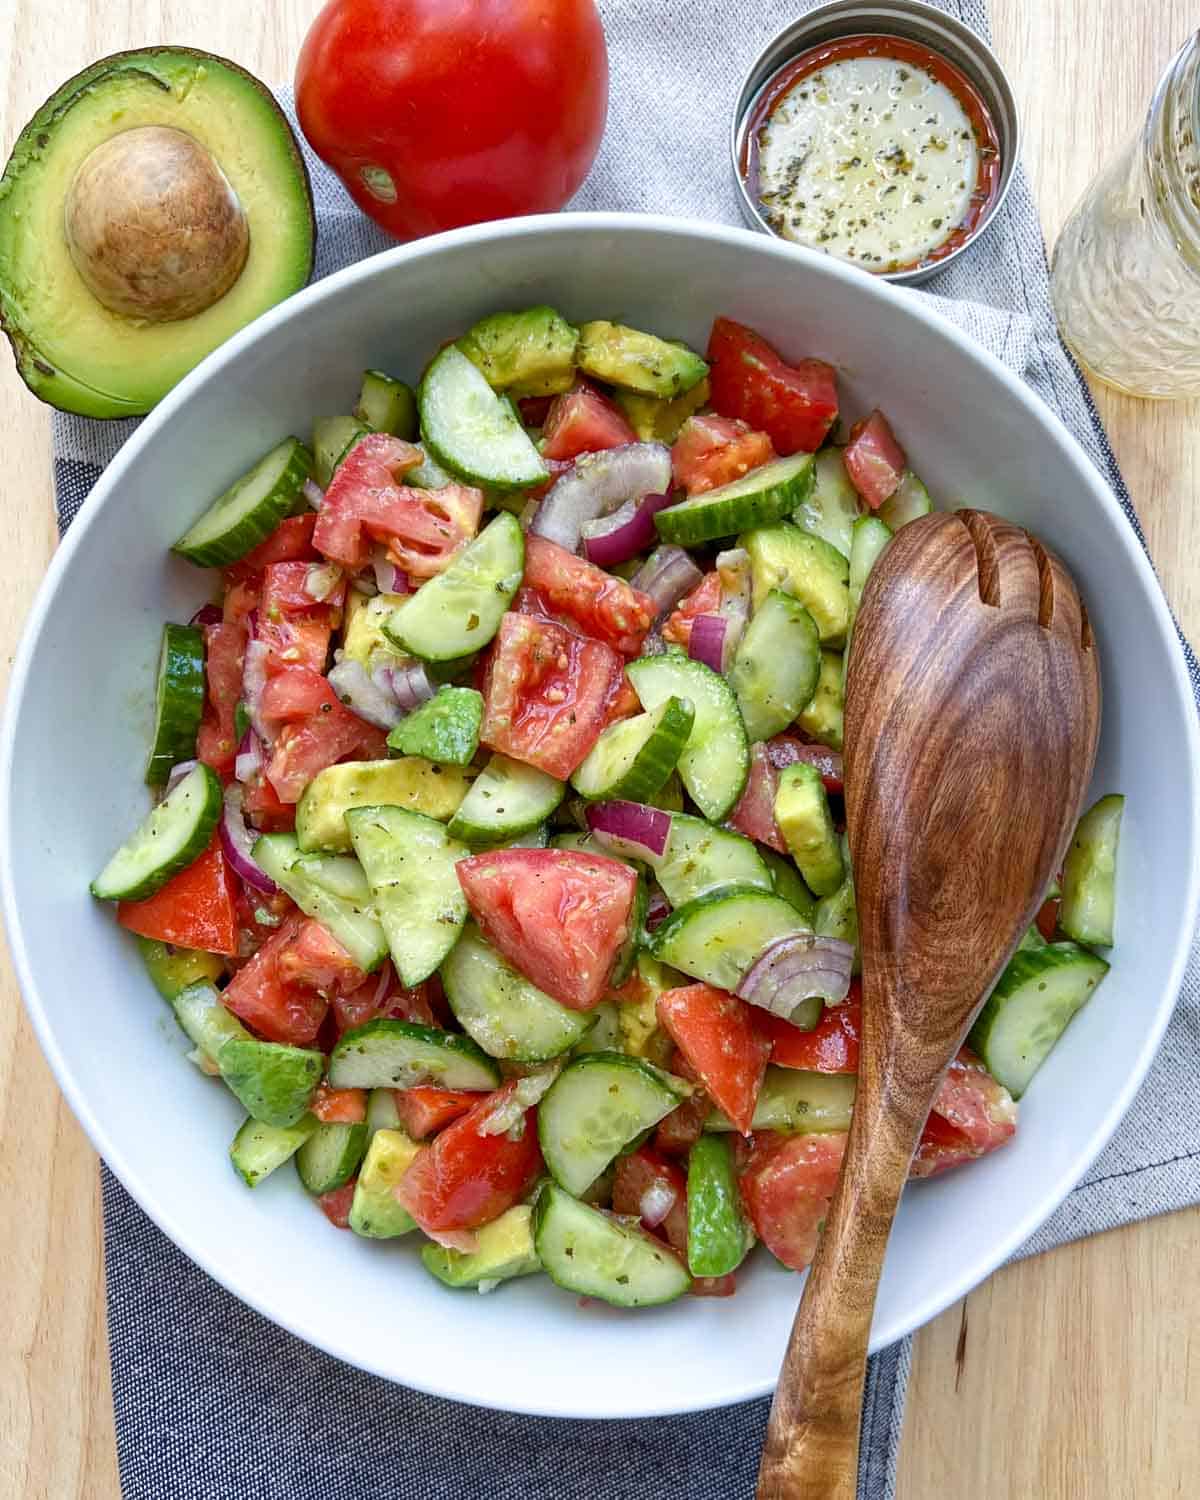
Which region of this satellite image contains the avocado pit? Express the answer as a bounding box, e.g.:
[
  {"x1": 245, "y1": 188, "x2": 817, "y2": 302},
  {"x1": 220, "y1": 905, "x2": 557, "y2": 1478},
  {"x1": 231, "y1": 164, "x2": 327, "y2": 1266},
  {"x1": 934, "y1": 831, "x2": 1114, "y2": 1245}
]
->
[{"x1": 64, "y1": 125, "x2": 249, "y2": 323}]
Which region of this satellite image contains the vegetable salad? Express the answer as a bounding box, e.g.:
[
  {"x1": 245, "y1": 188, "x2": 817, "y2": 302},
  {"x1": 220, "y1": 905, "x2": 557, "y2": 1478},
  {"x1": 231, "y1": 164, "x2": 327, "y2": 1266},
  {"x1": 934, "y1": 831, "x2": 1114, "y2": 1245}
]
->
[{"x1": 91, "y1": 308, "x2": 1123, "y2": 1305}]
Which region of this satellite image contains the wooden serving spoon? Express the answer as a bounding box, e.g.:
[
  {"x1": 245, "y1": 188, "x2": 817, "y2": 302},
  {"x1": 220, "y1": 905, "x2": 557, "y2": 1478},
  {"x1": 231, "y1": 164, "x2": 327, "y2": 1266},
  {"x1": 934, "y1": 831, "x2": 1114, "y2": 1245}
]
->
[{"x1": 757, "y1": 509, "x2": 1100, "y2": 1499}]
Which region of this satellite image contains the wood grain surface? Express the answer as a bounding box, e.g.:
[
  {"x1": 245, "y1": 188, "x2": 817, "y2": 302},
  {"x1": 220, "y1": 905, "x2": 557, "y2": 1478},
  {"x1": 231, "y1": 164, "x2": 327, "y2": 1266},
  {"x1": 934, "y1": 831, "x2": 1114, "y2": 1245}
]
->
[{"x1": 0, "y1": 3, "x2": 1196, "y2": 1497}]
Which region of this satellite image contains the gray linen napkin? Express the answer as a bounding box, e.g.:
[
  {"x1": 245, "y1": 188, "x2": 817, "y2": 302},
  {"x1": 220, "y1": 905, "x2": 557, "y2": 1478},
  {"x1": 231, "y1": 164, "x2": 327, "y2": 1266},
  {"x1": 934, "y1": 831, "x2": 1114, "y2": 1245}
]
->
[{"x1": 46, "y1": 2, "x2": 1200, "y2": 1495}]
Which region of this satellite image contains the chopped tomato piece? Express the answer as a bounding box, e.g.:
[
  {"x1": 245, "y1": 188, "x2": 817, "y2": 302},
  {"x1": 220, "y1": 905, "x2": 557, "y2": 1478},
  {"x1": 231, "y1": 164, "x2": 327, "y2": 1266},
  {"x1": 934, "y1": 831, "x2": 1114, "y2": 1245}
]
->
[
  {"x1": 277, "y1": 918, "x2": 366, "y2": 995},
  {"x1": 728, "y1": 742, "x2": 787, "y2": 853},
  {"x1": 604, "y1": 675, "x2": 643, "y2": 725},
  {"x1": 656, "y1": 984, "x2": 770, "y2": 1136},
  {"x1": 661, "y1": 569, "x2": 722, "y2": 651},
  {"x1": 312, "y1": 1082, "x2": 368, "y2": 1124},
  {"x1": 262, "y1": 667, "x2": 388, "y2": 803},
  {"x1": 329, "y1": 972, "x2": 440, "y2": 1036},
  {"x1": 221, "y1": 913, "x2": 329, "y2": 1045},
  {"x1": 517, "y1": 394, "x2": 555, "y2": 427},
  {"x1": 766, "y1": 735, "x2": 844, "y2": 795},
  {"x1": 261, "y1": 560, "x2": 347, "y2": 615},
  {"x1": 691, "y1": 1273, "x2": 738, "y2": 1296},
  {"x1": 234, "y1": 886, "x2": 297, "y2": 955},
  {"x1": 395, "y1": 1082, "x2": 544, "y2": 1232},
  {"x1": 255, "y1": 562, "x2": 338, "y2": 676},
  {"x1": 765, "y1": 990, "x2": 862, "y2": 1073},
  {"x1": 912, "y1": 1051, "x2": 1017, "y2": 1177},
  {"x1": 241, "y1": 770, "x2": 296, "y2": 833},
  {"x1": 314, "y1": 433, "x2": 481, "y2": 577},
  {"x1": 739, "y1": 1131, "x2": 847, "y2": 1271},
  {"x1": 480, "y1": 612, "x2": 623, "y2": 780},
  {"x1": 196, "y1": 620, "x2": 247, "y2": 777},
  {"x1": 520, "y1": 535, "x2": 656, "y2": 655},
  {"x1": 317, "y1": 1180, "x2": 357, "y2": 1228},
  {"x1": 654, "y1": 1089, "x2": 712, "y2": 1155},
  {"x1": 612, "y1": 1146, "x2": 688, "y2": 1251},
  {"x1": 226, "y1": 514, "x2": 319, "y2": 582},
  {"x1": 843, "y1": 410, "x2": 907, "y2": 510},
  {"x1": 671, "y1": 414, "x2": 775, "y2": 496},
  {"x1": 117, "y1": 838, "x2": 239, "y2": 957},
  {"x1": 457, "y1": 847, "x2": 638, "y2": 1011},
  {"x1": 395, "y1": 1085, "x2": 484, "y2": 1139},
  {"x1": 1035, "y1": 896, "x2": 1060, "y2": 941},
  {"x1": 541, "y1": 381, "x2": 637, "y2": 461},
  {"x1": 707, "y1": 317, "x2": 838, "y2": 455},
  {"x1": 222, "y1": 579, "x2": 260, "y2": 632}
]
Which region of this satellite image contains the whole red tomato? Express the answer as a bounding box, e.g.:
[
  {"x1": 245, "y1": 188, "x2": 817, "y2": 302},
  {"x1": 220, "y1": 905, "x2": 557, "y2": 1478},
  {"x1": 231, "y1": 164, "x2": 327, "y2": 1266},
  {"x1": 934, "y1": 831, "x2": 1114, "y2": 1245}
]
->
[{"x1": 295, "y1": 0, "x2": 609, "y2": 241}]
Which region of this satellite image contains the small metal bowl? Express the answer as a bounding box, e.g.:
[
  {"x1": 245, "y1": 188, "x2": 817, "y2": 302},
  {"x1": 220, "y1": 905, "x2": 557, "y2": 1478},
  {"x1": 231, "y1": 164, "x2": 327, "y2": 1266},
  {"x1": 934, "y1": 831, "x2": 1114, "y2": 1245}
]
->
[{"x1": 732, "y1": 0, "x2": 1020, "y2": 284}]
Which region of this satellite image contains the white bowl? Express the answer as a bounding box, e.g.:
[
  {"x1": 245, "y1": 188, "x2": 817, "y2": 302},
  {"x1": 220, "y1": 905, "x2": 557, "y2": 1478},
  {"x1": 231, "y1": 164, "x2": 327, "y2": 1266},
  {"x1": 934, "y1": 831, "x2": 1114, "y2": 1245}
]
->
[{"x1": 3, "y1": 214, "x2": 1197, "y2": 1419}]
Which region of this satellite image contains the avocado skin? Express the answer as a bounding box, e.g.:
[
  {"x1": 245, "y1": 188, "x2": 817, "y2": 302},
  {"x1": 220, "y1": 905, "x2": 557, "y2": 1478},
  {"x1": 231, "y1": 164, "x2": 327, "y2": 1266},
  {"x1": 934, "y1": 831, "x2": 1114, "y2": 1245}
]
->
[{"x1": 0, "y1": 47, "x2": 315, "y2": 419}]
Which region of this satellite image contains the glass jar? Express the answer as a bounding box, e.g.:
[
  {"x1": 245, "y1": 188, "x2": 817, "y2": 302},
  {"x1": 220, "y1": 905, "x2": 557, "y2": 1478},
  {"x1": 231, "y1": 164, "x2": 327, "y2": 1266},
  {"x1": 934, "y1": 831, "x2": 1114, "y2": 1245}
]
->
[{"x1": 1050, "y1": 33, "x2": 1200, "y2": 398}]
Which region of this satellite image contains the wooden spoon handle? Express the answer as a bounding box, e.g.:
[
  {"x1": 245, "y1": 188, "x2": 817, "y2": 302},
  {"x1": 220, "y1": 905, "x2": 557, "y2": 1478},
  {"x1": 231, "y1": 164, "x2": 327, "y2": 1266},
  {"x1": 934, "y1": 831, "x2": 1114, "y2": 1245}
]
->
[{"x1": 756, "y1": 1072, "x2": 928, "y2": 1499}]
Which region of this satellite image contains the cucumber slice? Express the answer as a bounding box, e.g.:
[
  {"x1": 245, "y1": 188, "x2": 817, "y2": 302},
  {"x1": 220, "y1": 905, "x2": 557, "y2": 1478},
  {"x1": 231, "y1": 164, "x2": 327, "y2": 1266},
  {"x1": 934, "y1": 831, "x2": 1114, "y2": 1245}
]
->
[
  {"x1": 609, "y1": 876, "x2": 649, "y2": 988},
  {"x1": 313, "y1": 415, "x2": 369, "y2": 487},
  {"x1": 740, "y1": 524, "x2": 851, "y2": 646},
  {"x1": 775, "y1": 762, "x2": 844, "y2": 896},
  {"x1": 386, "y1": 686, "x2": 483, "y2": 766},
  {"x1": 447, "y1": 752, "x2": 564, "y2": 843},
  {"x1": 1059, "y1": 794, "x2": 1124, "y2": 947},
  {"x1": 877, "y1": 469, "x2": 933, "y2": 530},
  {"x1": 572, "y1": 999, "x2": 623, "y2": 1055},
  {"x1": 656, "y1": 453, "x2": 816, "y2": 546},
  {"x1": 365, "y1": 1086, "x2": 402, "y2": 1136},
  {"x1": 729, "y1": 590, "x2": 822, "y2": 742},
  {"x1": 969, "y1": 941, "x2": 1110, "y2": 1098},
  {"x1": 354, "y1": 370, "x2": 418, "y2": 440},
  {"x1": 252, "y1": 835, "x2": 388, "y2": 972},
  {"x1": 91, "y1": 762, "x2": 222, "y2": 902},
  {"x1": 345, "y1": 805, "x2": 468, "y2": 986},
  {"x1": 626, "y1": 655, "x2": 749, "y2": 822},
  {"x1": 706, "y1": 1066, "x2": 857, "y2": 1133},
  {"x1": 349, "y1": 1127, "x2": 421, "y2": 1238},
  {"x1": 422, "y1": 1204, "x2": 542, "y2": 1290},
  {"x1": 441, "y1": 925, "x2": 594, "y2": 1061},
  {"x1": 385, "y1": 512, "x2": 525, "y2": 662},
  {"x1": 814, "y1": 841, "x2": 859, "y2": 973},
  {"x1": 759, "y1": 846, "x2": 817, "y2": 923},
  {"x1": 144, "y1": 624, "x2": 206, "y2": 786},
  {"x1": 533, "y1": 1182, "x2": 691, "y2": 1307},
  {"x1": 650, "y1": 883, "x2": 809, "y2": 990},
  {"x1": 796, "y1": 649, "x2": 844, "y2": 751},
  {"x1": 328, "y1": 1018, "x2": 500, "y2": 1091},
  {"x1": 419, "y1": 345, "x2": 548, "y2": 489},
  {"x1": 406, "y1": 446, "x2": 456, "y2": 492},
  {"x1": 687, "y1": 1134, "x2": 753, "y2": 1277},
  {"x1": 537, "y1": 1051, "x2": 686, "y2": 1196},
  {"x1": 136, "y1": 938, "x2": 224, "y2": 1002},
  {"x1": 173, "y1": 438, "x2": 314, "y2": 566},
  {"x1": 794, "y1": 447, "x2": 862, "y2": 559},
  {"x1": 654, "y1": 814, "x2": 772, "y2": 907},
  {"x1": 848, "y1": 515, "x2": 892, "y2": 613},
  {"x1": 219, "y1": 1036, "x2": 325, "y2": 1128},
  {"x1": 295, "y1": 1120, "x2": 370, "y2": 1194},
  {"x1": 171, "y1": 980, "x2": 251, "y2": 1060},
  {"x1": 570, "y1": 696, "x2": 694, "y2": 802},
  {"x1": 230, "y1": 1115, "x2": 318, "y2": 1189}
]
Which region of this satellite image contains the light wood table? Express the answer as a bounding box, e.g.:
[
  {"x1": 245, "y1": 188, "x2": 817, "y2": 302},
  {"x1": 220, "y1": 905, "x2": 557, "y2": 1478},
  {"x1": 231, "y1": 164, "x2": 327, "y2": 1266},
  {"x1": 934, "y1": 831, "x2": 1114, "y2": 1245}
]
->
[{"x1": 1, "y1": 3, "x2": 1197, "y2": 1495}]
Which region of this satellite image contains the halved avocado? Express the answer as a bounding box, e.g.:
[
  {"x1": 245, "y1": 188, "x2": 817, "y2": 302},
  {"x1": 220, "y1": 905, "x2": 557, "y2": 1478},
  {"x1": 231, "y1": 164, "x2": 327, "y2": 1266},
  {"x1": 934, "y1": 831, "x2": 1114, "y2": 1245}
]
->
[{"x1": 0, "y1": 48, "x2": 315, "y2": 418}]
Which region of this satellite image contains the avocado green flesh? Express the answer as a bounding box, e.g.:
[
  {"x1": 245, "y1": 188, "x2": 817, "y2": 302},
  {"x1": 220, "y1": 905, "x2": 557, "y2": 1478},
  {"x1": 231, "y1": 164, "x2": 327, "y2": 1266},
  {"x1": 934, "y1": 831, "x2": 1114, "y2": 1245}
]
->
[{"x1": 0, "y1": 49, "x2": 314, "y2": 417}]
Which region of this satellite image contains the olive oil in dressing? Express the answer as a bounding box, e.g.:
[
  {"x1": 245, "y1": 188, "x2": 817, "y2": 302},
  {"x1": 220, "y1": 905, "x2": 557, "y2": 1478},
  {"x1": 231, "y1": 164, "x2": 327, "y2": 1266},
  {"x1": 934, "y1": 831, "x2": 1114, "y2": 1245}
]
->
[{"x1": 756, "y1": 56, "x2": 980, "y2": 272}]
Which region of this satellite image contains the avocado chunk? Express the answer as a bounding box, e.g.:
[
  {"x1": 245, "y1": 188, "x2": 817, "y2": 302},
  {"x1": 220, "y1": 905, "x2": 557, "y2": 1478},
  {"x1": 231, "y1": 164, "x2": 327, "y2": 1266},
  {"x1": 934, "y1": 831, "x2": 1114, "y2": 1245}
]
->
[
  {"x1": 218, "y1": 1036, "x2": 324, "y2": 1128},
  {"x1": 341, "y1": 590, "x2": 412, "y2": 672},
  {"x1": 421, "y1": 1205, "x2": 542, "y2": 1289},
  {"x1": 796, "y1": 649, "x2": 845, "y2": 750},
  {"x1": 814, "y1": 840, "x2": 859, "y2": 972},
  {"x1": 456, "y1": 305, "x2": 580, "y2": 397},
  {"x1": 386, "y1": 686, "x2": 484, "y2": 766},
  {"x1": 577, "y1": 320, "x2": 709, "y2": 398},
  {"x1": 775, "y1": 763, "x2": 844, "y2": 898},
  {"x1": 0, "y1": 48, "x2": 314, "y2": 418},
  {"x1": 614, "y1": 378, "x2": 711, "y2": 443},
  {"x1": 295, "y1": 758, "x2": 473, "y2": 853},
  {"x1": 740, "y1": 524, "x2": 851, "y2": 646},
  {"x1": 135, "y1": 937, "x2": 224, "y2": 1001},
  {"x1": 349, "y1": 1128, "x2": 421, "y2": 1238}
]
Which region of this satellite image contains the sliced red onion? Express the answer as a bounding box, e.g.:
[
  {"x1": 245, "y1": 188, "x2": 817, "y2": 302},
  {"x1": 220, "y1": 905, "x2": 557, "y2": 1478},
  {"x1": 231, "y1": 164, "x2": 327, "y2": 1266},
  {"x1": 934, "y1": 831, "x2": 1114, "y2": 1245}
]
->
[
  {"x1": 371, "y1": 552, "x2": 412, "y2": 596},
  {"x1": 688, "y1": 614, "x2": 728, "y2": 675},
  {"x1": 384, "y1": 661, "x2": 437, "y2": 713},
  {"x1": 586, "y1": 800, "x2": 671, "y2": 861},
  {"x1": 189, "y1": 603, "x2": 222, "y2": 630},
  {"x1": 327, "y1": 658, "x2": 405, "y2": 730},
  {"x1": 477, "y1": 1063, "x2": 563, "y2": 1136},
  {"x1": 302, "y1": 478, "x2": 325, "y2": 511},
  {"x1": 582, "y1": 492, "x2": 673, "y2": 568},
  {"x1": 736, "y1": 934, "x2": 855, "y2": 1022},
  {"x1": 639, "y1": 1177, "x2": 678, "y2": 1229},
  {"x1": 234, "y1": 727, "x2": 264, "y2": 785},
  {"x1": 370, "y1": 959, "x2": 395, "y2": 1011},
  {"x1": 531, "y1": 442, "x2": 672, "y2": 553},
  {"x1": 644, "y1": 886, "x2": 671, "y2": 933},
  {"x1": 305, "y1": 563, "x2": 343, "y2": 603},
  {"x1": 630, "y1": 545, "x2": 704, "y2": 619},
  {"x1": 242, "y1": 637, "x2": 272, "y2": 748},
  {"x1": 220, "y1": 784, "x2": 278, "y2": 895},
  {"x1": 165, "y1": 759, "x2": 199, "y2": 793}
]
